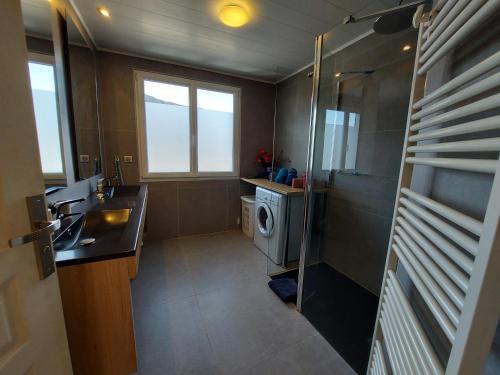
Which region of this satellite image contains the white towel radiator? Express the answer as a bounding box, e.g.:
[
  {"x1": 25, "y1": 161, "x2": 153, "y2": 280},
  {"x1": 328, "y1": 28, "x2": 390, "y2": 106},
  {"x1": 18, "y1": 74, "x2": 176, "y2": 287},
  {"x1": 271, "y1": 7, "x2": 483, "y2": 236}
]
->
[{"x1": 368, "y1": 0, "x2": 500, "y2": 374}]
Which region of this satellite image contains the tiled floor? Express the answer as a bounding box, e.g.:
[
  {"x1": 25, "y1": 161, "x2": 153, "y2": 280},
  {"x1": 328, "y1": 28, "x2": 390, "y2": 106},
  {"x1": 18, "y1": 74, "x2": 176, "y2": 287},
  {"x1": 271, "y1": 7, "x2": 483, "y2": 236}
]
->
[{"x1": 131, "y1": 230, "x2": 355, "y2": 375}]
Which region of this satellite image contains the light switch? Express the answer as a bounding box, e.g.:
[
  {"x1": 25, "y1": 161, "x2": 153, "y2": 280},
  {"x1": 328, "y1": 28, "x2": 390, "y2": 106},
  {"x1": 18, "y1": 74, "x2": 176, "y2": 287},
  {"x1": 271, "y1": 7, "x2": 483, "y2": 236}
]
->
[
  {"x1": 80, "y1": 155, "x2": 90, "y2": 163},
  {"x1": 123, "y1": 155, "x2": 133, "y2": 163}
]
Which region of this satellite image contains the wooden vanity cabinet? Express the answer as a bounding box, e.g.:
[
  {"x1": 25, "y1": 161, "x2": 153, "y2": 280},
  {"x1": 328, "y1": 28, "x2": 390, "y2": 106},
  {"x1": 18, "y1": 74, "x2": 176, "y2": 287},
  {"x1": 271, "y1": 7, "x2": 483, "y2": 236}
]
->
[{"x1": 57, "y1": 256, "x2": 138, "y2": 375}]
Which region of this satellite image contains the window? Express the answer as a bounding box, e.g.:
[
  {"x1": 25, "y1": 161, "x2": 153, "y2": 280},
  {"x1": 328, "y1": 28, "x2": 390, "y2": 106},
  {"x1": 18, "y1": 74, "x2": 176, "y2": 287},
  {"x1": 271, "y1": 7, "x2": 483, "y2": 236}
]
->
[
  {"x1": 27, "y1": 54, "x2": 65, "y2": 179},
  {"x1": 322, "y1": 109, "x2": 360, "y2": 171},
  {"x1": 135, "y1": 71, "x2": 240, "y2": 179}
]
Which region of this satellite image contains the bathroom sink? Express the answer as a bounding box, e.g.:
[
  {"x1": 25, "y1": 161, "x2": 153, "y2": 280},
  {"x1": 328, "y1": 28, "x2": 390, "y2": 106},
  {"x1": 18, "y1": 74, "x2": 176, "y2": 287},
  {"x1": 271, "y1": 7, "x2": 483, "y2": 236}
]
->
[
  {"x1": 53, "y1": 184, "x2": 147, "y2": 266},
  {"x1": 107, "y1": 185, "x2": 141, "y2": 198},
  {"x1": 79, "y1": 209, "x2": 132, "y2": 239},
  {"x1": 54, "y1": 209, "x2": 132, "y2": 251},
  {"x1": 53, "y1": 214, "x2": 85, "y2": 251},
  {"x1": 86, "y1": 208, "x2": 131, "y2": 226}
]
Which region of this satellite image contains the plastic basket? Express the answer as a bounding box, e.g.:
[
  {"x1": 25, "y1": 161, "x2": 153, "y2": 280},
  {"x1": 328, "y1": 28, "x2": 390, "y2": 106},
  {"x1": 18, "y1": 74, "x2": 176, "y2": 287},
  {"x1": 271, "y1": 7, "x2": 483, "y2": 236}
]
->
[{"x1": 240, "y1": 195, "x2": 256, "y2": 238}]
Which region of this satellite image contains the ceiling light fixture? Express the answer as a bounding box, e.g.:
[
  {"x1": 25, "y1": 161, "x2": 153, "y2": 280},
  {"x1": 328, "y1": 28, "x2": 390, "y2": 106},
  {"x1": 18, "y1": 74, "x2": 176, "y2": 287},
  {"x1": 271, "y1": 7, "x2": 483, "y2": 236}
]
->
[
  {"x1": 402, "y1": 44, "x2": 411, "y2": 51},
  {"x1": 97, "y1": 7, "x2": 110, "y2": 18},
  {"x1": 218, "y1": 4, "x2": 249, "y2": 27}
]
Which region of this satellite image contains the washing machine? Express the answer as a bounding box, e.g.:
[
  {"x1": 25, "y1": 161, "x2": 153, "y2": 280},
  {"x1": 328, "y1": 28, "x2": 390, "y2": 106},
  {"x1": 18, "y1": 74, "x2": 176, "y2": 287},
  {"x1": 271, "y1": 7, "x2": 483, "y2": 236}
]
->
[{"x1": 253, "y1": 187, "x2": 287, "y2": 264}]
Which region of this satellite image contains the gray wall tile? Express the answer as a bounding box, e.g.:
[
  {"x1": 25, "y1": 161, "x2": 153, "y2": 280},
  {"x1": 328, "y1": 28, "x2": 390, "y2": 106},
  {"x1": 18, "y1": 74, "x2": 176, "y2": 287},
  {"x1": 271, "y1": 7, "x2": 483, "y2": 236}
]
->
[
  {"x1": 274, "y1": 68, "x2": 313, "y2": 174},
  {"x1": 96, "y1": 51, "x2": 276, "y2": 238}
]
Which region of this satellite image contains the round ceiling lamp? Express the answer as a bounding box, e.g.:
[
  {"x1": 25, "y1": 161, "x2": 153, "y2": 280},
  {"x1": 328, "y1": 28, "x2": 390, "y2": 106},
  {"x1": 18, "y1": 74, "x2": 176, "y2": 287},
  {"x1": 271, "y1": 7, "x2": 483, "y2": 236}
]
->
[
  {"x1": 97, "y1": 7, "x2": 110, "y2": 18},
  {"x1": 218, "y1": 4, "x2": 249, "y2": 28}
]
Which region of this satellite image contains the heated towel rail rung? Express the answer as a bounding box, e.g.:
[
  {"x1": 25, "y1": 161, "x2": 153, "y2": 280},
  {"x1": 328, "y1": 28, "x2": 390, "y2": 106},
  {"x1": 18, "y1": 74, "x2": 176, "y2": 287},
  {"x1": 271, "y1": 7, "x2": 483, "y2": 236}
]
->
[
  {"x1": 394, "y1": 236, "x2": 461, "y2": 326},
  {"x1": 385, "y1": 289, "x2": 431, "y2": 374},
  {"x1": 419, "y1": 0, "x2": 485, "y2": 64},
  {"x1": 410, "y1": 93, "x2": 500, "y2": 131},
  {"x1": 405, "y1": 157, "x2": 498, "y2": 174},
  {"x1": 396, "y1": 243, "x2": 456, "y2": 340},
  {"x1": 389, "y1": 272, "x2": 444, "y2": 374},
  {"x1": 395, "y1": 225, "x2": 465, "y2": 310},
  {"x1": 411, "y1": 72, "x2": 500, "y2": 120},
  {"x1": 418, "y1": 0, "x2": 500, "y2": 74},
  {"x1": 413, "y1": 51, "x2": 500, "y2": 109},
  {"x1": 400, "y1": 197, "x2": 479, "y2": 255},
  {"x1": 400, "y1": 188, "x2": 482, "y2": 236},
  {"x1": 398, "y1": 208, "x2": 474, "y2": 276},
  {"x1": 380, "y1": 317, "x2": 405, "y2": 374},
  {"x1": 408, "y1": 115, "x2": 500, "y2": 143},
  {"x1": 381, "y1": 308, "x2": 413, "y2": 373},
  {"x1": 384, "y1": 298, "x2": 421, "y2": 372},
  {"x1": 407, "y1": 137, "x2": 500, "y2": 153},
  {"x1": 396, "y1": 216, "x2": 470, "y2": 292},
  {"x1": 375, "y1": 341, "x2": 388, "y2": 375},
  {"x1": 422, "y1": 0, "x2": 461, "y2": 42}
]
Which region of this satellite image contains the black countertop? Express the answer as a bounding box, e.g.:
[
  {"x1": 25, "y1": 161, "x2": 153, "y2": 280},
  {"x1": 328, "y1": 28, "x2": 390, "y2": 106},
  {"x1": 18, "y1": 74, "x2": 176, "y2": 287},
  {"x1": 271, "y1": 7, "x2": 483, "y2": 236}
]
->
[{"x1": 54, "y1": 184, "x2": 148, "y2": 267}]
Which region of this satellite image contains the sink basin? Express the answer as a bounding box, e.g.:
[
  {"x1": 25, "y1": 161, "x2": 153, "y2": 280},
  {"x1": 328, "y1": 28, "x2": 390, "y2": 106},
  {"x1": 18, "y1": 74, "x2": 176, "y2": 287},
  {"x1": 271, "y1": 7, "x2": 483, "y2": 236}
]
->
[
  {"x1": 109, "y1": 185, "x2": 141, "y2": 198},
  {"x1": 53, "y1": 214, "x2": 85, "y2": 251},
  {"x1": 54, "y1": 209, "x2": 132, "y2": 251},
  {"x1": 79, "y1": 209, "x2": 132, "y2": 239},
  {"x1": 85, "y1": 209, "x2": 131, "y2": 226}
]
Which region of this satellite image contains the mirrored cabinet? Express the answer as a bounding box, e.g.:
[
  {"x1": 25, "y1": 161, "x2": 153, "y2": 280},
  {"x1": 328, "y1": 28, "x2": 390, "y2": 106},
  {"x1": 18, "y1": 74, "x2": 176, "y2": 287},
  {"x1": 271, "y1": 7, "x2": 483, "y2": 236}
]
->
[
  {"x1": 20, "y1": 0, "x2": 102, "y2": 194},
  {"x1": 23, "y1": 0, "x2": 66, "y2": 188}
]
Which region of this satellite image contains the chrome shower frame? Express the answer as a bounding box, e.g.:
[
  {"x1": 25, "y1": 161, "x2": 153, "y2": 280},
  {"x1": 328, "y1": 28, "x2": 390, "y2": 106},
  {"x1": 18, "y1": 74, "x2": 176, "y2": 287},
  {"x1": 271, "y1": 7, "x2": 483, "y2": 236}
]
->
[{"x1": 296, "y1": 34, "x2": 322, "y2": 311}]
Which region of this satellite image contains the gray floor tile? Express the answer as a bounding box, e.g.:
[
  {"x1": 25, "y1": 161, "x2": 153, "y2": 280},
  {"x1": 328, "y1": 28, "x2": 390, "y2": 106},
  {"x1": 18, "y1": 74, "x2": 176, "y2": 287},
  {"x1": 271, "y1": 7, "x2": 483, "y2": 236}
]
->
[
  {"x1": 132, "y1": 231, "x2": 355, "y2": 375},
  {"x1": 133, "y1": 295, "x2": 219, "y2": 375},
  {"x1": 234, "y1": 357, "x2": 303, "y2": 375},
  {"x1": 132, "y1": 240, "x2": 196, "y2": 303}
]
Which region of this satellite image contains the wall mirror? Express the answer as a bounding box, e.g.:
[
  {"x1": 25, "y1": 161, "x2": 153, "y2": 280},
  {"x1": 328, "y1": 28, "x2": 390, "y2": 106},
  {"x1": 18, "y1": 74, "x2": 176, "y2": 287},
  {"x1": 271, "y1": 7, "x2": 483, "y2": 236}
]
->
[
  {"x1": 64, "y1": 10, "x2": 102, "y2": 180},
  {"x1": 21, "y1": 0, "x2": 67, "y2": 191}
]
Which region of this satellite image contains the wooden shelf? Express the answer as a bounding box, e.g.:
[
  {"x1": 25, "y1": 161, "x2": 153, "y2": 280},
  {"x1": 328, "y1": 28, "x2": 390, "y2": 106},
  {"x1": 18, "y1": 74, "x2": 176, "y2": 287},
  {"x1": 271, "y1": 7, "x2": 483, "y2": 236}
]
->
[{"x1": 240, "y1": 178, "x2": 305, "y2": 196}]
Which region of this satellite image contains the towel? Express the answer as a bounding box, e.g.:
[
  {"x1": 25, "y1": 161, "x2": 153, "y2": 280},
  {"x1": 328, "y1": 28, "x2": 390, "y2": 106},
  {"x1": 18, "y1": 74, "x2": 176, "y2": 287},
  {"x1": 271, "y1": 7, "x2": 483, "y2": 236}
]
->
[
  {"x1": 275, "y1": 168, "x2": 288, "y2": 184},
  {"x1": 268, "y1": 278, "x2": 297, "y2": 303},
  {"x1": 286, "y1": 168, "x2": 297, "y2": 186}
]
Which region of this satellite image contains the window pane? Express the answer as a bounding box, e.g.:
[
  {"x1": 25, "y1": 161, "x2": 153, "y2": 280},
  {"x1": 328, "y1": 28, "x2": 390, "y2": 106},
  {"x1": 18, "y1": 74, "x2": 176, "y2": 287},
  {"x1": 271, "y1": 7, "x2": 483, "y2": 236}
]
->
[
  {"x1": 322, "y1": 109, "x2": 344, "y2": 171},
  {"x1": 197, "y1": 88, "x2": 234, "y2": 172},
  {"x1": 345, "y1": 112, "x2": 360, "y2": 170},
  {"x1": 28, "y1": 62, "x2": 64, "y2": 175},
  {"x1": 144, "y1": 80, "x2": 190, "y2": 173}
]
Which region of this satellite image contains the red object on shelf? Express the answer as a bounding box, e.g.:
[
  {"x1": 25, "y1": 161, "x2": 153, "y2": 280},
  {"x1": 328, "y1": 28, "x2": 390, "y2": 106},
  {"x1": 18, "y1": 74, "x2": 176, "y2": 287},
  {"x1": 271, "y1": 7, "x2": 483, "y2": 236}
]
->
[
  {"x1": 255, "y1": 148, "x2": 273, "y2": 167},
  {"x1": 292, "y1": 177, "x2": 303, "y2": 188}
]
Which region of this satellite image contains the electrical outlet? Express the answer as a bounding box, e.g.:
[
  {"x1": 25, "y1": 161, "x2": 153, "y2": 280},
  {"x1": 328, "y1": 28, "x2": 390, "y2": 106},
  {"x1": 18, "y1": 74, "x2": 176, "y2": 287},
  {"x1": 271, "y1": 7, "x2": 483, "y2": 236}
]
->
[
  {"x1": 123, "y1": 155, "x2": 133, "y2": 163},
  {"x1": 80, "y1": 154, "x2": 90, "y2": 163}
]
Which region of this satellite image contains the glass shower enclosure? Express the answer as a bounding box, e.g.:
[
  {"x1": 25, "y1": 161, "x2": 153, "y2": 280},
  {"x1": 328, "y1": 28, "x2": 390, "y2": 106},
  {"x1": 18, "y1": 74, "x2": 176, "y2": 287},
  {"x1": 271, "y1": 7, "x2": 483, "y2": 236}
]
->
[{"x1": 297, "y1": 28, "x2": 418, "y2": 373}]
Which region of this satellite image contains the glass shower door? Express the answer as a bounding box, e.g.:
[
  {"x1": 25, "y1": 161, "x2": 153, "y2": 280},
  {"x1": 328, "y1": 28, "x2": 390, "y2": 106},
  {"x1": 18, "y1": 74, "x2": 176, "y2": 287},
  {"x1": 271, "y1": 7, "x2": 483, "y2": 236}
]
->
[{"x1": 298, "y1": 28, "x2": 417, "y2": 374}]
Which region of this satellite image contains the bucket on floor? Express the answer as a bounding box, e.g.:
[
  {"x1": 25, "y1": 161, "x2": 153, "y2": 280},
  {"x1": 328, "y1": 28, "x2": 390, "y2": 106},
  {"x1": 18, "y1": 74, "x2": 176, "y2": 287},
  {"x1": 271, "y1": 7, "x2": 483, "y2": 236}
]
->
[{"x1": 240, "y1": 195, "x2": 255, "y2": 238}]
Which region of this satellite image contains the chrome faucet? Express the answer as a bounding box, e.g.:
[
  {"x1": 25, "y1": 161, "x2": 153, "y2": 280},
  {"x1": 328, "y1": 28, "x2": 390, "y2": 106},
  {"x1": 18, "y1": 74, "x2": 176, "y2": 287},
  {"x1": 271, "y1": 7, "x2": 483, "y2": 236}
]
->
[
  {"x1": 48, "y1": 198, "x2": 85, "y2": 220},
  {"x1": 96, "y1": 176, "x2": 117, "y2": 199}
]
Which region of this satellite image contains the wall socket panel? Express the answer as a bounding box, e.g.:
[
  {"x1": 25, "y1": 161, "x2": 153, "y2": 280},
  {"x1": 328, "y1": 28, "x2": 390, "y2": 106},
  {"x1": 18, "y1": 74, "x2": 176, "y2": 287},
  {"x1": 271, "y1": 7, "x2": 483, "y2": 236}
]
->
[
  {"x1": 123, "y1": 155, "x2": 133, "y2": 163},
  {"x1": 80, "y1": 154, "x2": 90, "y2": 163}
]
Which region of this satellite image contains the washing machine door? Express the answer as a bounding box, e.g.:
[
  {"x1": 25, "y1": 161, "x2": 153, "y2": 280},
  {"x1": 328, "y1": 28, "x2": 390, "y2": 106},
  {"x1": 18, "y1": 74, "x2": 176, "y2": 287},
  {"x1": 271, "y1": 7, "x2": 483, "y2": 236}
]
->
[{"x1": 256, "y1": 202, "x2": 274, "y2": 237}]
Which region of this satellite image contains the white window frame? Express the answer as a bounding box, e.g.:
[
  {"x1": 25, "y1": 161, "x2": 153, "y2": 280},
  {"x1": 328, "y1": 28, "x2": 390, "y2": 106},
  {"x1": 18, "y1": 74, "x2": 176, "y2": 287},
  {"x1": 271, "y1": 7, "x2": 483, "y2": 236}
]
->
[
  {"x1": 27, "y1": 52, "x2": 67, "y2": 182},
  {"x1": 134, "y1": 70, "x2": 241, "y2": 180}
]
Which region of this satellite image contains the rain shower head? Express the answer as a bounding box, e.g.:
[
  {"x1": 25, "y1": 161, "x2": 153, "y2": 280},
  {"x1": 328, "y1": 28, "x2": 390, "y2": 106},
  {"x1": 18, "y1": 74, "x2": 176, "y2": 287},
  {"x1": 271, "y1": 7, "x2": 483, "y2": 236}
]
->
[{"x1": 343, "y1": 0, "x2": 431, "y2": 34}]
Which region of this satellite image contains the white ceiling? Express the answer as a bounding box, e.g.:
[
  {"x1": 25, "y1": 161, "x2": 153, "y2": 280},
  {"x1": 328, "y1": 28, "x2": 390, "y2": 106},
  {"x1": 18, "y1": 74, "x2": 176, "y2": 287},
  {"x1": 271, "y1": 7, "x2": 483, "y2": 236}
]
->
[
  {"x1": 22, "y1": 0, "x2": 400, "y2": 82},
  {"x1": 22, "y1": 0, "x2": 52, "y2": 39}
]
